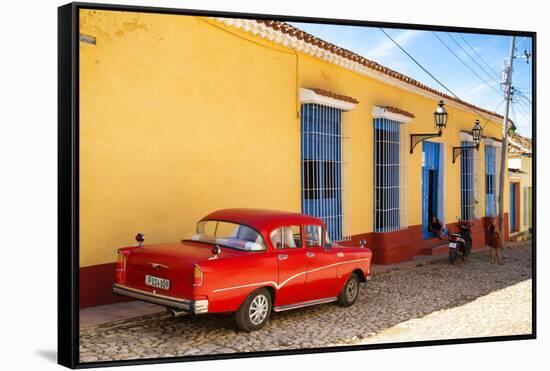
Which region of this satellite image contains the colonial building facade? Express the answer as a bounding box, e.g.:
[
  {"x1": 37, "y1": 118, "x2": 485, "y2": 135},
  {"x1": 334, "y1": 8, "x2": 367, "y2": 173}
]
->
[
  {"x1": 78, "y1": 10, "x2": 511, "y2": 307},
  {"x1": 508, "y1": 133, "x2": 532, "y2": 238}
]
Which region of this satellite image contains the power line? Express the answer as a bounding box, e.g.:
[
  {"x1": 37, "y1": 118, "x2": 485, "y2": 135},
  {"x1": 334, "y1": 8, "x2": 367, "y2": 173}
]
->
[
  {"x1": 457, "y1": 33, "x2": 501, "y2": 80},
  {"x1": 517, "y1": 96, "x2": 532, "y2": 111},
  {"x1": 515, "y1": 37, "x2": 528, "y2": 51},
  {"x1": 432, "y1": 31, "x2": 502, "y2": 96},
  {"x1": 512, "y1": 91, "x2": 532, "y2": 112},
  {"x1": 515, "y1": 98, "x2": 532, "y2": 118},
  {"x1": 510, "y1": 99, "x2": 518, "y2": 126},
  {"x1": 511, "y1": 87, "x2": 532, "y2": 106},
  {"x1": 513, "y1": 101, "x2": 531, "y2": 124},
  {"x1": 512, "y1": 94, "x2": 532, "y2": 121},
  {"x1": 447, "y1": 32, "x2": 500, "y2": 85},
  {"x1": 515, "y1": 89, "x2": 532, "y2": 105},
  {"x1": 509, "y1": 100, "x2": 530, "y2": 135},
  {"x1": 482, "y1": 99, "x2": 505, "y2": 129},
  {"x1": 378, "y1": 28, "x2": 497, "y2": 123},
  {"x1": 378, "y1": 28, "x2": 457, "y2": 97},
  {"x1": 447, "y1": 32, "x2": 502, "y2": 86}
]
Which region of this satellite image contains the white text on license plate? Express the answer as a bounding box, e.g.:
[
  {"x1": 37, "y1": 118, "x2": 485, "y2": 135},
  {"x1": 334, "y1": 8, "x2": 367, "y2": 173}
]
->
[
  {"x1": 145, "y1": 275, "x2": 170, "y2": 290},
  {"x1": 449, "y1": 242, "x2": 457, "y2": 249}
]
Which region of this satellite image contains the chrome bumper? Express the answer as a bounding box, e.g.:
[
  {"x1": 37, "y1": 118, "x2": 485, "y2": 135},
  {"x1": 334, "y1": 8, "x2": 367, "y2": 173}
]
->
[{"x1": 112, "y1": 283, "x2": 208, "y2": 314}]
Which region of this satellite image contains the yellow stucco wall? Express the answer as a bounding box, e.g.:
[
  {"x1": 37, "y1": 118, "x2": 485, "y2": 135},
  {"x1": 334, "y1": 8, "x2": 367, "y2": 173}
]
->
[{"x1": 79, "y1": 9, "x2": 508, "y2": 267}]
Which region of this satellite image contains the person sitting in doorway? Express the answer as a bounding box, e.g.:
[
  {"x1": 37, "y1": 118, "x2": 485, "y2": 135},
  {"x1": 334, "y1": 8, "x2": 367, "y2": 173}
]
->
[{"x1": 428, "y1": 215, "x2": 448, "y2": 240}]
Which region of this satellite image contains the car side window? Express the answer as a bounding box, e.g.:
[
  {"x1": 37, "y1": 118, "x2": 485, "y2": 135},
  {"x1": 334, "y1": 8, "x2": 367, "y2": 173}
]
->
[
  {"x1": 304, "y1": 225, "x2": 323, "y2": 247},
  {"x1": 270, "y1": 226, "x2": 302, "y2": 249}
]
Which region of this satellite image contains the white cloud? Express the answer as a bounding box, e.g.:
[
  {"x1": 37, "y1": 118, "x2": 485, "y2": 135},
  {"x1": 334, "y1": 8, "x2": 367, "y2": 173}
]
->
[
  {"x1": 458, "y1": 83, "x2": 491, "y2": 101},
  {"x1": 365, "y1": 29, "x2": 422, "y2": 60}
]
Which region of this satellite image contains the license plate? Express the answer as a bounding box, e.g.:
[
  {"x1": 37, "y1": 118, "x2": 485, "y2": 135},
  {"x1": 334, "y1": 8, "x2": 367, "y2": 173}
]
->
[
  {"x1": 145, "y1": 275, "x2": 170, "y2": 290},
  {"x1": 449, "y1": 242, "x2": 457, "y2": 249}
]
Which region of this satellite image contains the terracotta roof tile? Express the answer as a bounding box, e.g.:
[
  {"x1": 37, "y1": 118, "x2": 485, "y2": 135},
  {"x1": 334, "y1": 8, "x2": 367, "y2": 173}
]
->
[
  {"x1": 508, "y1": 132, "x2": 532, "y2": 155},
  {"x1": 309, "y1": 88, "x2": 359, "y2": 104},
  {"x1": 381, "y1": 106, "x2": 415, "y2": 119}
]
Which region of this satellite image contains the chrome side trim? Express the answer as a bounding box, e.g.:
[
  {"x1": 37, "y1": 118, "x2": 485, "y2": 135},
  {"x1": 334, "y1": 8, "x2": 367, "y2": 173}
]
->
[
  {"x1": 212, "y1": 281, "x2": 278, "y2": 293},
  {"x1": 273, "y1": 297, "x2": 337, "y2": 312},
  {"x1": 212, "y1": 258, "x2": 370, "y2": 293}
]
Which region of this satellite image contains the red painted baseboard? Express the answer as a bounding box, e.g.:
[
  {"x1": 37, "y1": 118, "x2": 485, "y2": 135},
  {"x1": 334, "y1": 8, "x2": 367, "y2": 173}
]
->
[
  {"x1": 79, "y1": 214, "x2": 511, "y2": 308},
  {"x1": 79, "y1": 262, "x2": 132, "y2": 308}
]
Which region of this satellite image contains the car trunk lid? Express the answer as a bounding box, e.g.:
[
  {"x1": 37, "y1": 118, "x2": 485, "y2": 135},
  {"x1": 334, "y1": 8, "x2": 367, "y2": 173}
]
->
[{"x1": 127, "y1": 241, "x2": 242, "y2": 280}]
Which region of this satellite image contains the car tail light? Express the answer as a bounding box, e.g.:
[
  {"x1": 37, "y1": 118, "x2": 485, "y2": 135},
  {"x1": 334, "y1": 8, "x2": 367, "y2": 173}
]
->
[
  {"x1": 193, "y1": 264, "x2": 203, "y2": 287},
  {"x1": 115, "y1": 250, "x2": 128, "y2": 282}
]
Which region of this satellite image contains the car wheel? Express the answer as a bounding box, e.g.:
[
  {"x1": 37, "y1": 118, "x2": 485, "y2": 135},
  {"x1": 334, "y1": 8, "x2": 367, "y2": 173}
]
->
[
  {"x1": 235, "y1": 288, "x2": 272, "y2": 332},
  {"x1": 337, "y1": 273, "x2": 359, "y2": 307}
]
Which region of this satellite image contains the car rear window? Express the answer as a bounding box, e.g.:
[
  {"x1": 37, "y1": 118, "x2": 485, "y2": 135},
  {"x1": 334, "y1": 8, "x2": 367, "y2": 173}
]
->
[{"x1": 186, "y1": 220, "x2": 266, "y2": 251}]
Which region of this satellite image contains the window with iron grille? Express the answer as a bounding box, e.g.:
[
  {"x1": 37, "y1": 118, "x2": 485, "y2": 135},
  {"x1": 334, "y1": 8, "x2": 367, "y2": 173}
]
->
[
  {"x1": 373, "y1": 118, "x2": 408, "y2": 232},
  {"x1": 460, "y1": 140, "x2": 480, "y2": 221},
  {"x1": 301, "y1": 103, "x2": 350, "y2": 242},
  {"x1": 484, "y1": 142, "x2": 501, "y2": 217},
  {"x1": 485, "y1": 146, "x2": 497, "y2": 216}
]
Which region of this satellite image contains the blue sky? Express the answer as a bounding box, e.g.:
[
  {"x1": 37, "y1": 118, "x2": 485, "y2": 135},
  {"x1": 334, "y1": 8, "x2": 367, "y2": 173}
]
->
[{"x1": 291, "y1": 22, "x2": 533, "y2": 137}]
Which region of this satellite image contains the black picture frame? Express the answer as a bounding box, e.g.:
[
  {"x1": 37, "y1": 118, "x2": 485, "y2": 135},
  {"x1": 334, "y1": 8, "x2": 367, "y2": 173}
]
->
[{"x1": 58, "y1": 2, "x2": 536, "y2": 368}]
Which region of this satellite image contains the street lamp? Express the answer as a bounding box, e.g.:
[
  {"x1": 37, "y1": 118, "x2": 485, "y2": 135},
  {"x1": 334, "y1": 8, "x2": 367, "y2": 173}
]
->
[
  {"x1": 434, "y1": 100, "x2": 448, "y2": 132},
  {"x1": 410, "y1": 100, "x2": 448, "y2": 153},
  {"x1": 452, "y1": 119, "x2": 483, "y2": 163},
  {"x1": 471, "y1": 119, "x2": 482, "y2": 146}
]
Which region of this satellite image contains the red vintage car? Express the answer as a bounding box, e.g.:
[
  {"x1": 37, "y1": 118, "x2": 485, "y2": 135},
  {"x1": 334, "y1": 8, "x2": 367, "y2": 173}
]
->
[{"x1": 113, "y1": 209, "x2": 372, "y2": 331}]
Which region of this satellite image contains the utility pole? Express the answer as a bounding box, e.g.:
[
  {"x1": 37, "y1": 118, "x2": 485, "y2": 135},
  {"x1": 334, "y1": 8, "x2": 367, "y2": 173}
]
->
[{"x1": 498, "y1": 36, "x2": 515, "y2": 244}]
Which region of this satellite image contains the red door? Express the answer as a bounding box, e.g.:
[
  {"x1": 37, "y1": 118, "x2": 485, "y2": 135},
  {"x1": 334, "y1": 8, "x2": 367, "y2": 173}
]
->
[
  {"x1": 304, "y1": 247, "x2": 336, "y2": 301},
  {"x1": 303, "y1": 225, "x2": 337, "y2": 301},
  {"x1": 271, "y1": 226, "x2": 307, "y2": 306},
  {"x1": 276, "y1": 248, "x2": 307, "y2": 306}
]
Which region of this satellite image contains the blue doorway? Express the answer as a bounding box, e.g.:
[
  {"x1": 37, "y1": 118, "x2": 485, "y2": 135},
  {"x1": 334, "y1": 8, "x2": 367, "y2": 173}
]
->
[{"x1": 422, "y1": 142, "x2": 441, "y2": 239}]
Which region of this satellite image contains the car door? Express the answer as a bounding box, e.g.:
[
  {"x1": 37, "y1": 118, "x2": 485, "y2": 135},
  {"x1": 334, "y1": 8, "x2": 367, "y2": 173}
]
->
[
  {"x1": 270, "y1": 225, "x2": 307, "y2": 307},
  {"x1": 304, "y1": 225, "x2": 336, "y2": 301}
]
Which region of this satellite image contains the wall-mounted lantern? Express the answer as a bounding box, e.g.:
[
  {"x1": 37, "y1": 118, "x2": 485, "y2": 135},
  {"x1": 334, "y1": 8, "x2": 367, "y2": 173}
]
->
[
  {"x1": 410, "y1": 100, "x2": 448, "y2": 153},
  {"x1": 452, "y1": 119, "x2": 483, "y2": 163}
]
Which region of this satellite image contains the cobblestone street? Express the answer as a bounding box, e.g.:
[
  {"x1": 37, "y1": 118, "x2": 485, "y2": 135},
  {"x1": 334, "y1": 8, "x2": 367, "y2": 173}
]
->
[{"x1": 79, "y1": 242, "x2": 533, "y2": 363}]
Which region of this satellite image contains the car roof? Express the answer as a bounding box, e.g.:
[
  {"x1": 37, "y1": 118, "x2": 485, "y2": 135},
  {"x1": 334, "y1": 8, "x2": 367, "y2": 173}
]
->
[{"x1": 200, "y1": 208, "x2": 324, "y2": 234}]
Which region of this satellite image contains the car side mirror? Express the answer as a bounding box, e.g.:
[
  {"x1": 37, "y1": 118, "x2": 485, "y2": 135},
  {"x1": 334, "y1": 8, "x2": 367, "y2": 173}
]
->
[
  {"x1": 359, "y1": 239, "x2": 366, "y2": 248},
  {"x1": 324, "y1": 242, "x2": 332, "y2": 250}
]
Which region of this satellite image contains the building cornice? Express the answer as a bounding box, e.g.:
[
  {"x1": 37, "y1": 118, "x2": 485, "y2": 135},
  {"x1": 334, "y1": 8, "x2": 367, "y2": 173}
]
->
[{"x1": 372, "y1": 106, "x2": 414, "y2": 123}]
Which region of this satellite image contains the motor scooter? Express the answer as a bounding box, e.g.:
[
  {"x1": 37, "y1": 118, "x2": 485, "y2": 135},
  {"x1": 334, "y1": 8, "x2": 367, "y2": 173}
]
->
[{"x1": 448, "y1": 220, "x2": 473, "y2": 264}]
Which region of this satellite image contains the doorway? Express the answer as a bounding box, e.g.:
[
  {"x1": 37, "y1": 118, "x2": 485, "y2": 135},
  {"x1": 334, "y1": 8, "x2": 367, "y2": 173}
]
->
[
  {"x1": 422, "y1": 142, "x2": 443, "y2": 239},
  {"x1": 509, "y1": 182, "x2": 519, "y2": 232}
]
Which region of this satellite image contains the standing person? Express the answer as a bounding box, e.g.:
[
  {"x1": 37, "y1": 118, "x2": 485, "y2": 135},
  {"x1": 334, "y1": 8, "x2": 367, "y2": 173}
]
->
[{"x1": 488, "y1": 218, "x2": 503, "y2": 264}]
